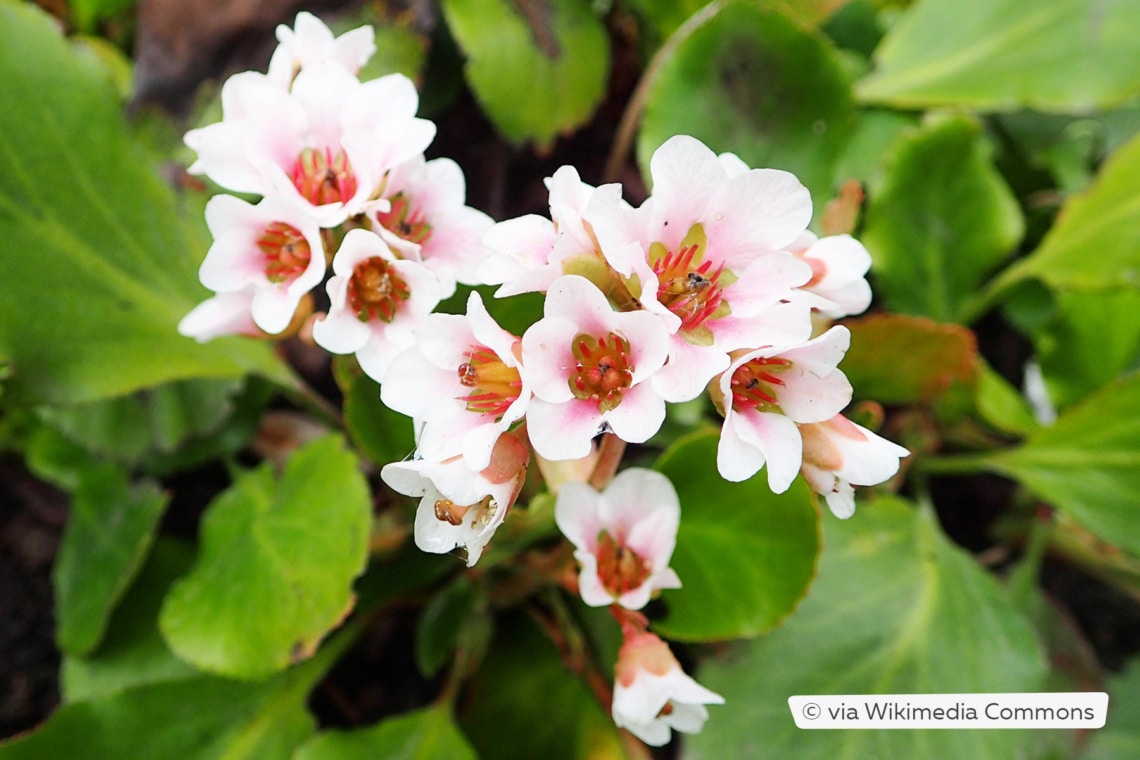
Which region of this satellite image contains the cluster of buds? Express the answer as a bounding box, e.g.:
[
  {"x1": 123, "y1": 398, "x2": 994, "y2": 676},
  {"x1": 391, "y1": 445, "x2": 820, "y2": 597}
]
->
[{"x1": 179, "y1": 12, "x2": 910, "y2": 745}]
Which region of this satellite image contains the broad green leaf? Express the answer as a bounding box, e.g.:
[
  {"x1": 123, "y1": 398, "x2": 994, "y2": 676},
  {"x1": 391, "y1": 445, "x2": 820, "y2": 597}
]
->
[
  {"x1": 53, "y1": 466, "x2": 169, "y2": 656},
  {"x1": 441, "y1": 0, "x2": 610, "y2": 148},
  {"x1": 160, "y1": 435, "x2": 371, "y2": 679},
  {"x1": 684, "y1": 497, "x2": 1046, "y2": 759},
  {"x1": 1034, "y1": 290, "x2": 1140, "y2": 410},
  {"x1": 62, "y1": 539, "x2": 199, "y2": 703},
  {"x1": 832, "y1": 108, "x2": 918, "y2": 191},
  {"x1": 842, "y1": 314, "x2": 979, "y2": 405},
  {"x1": 1085, "y1": 659, "x2": 1140, "y2": 760},
  {"x1": 861, "y1": 116, "x2": 1024, "y2": 322},
  {"x1": 415, "y1": 576, "x2": 482, "y2": 678},
  {"x1": 294, "y1": 706, "x2": 477, "y2": 760},
  {"x1": 983, "y1": 372, "x2": 1140, "y2": 558},
  {"x1": 975, "y1": 362, "x2": 1039, "y2": 438},
  {"x1": 344, "y1": 372, "x2": 416, "y2": 467},
  {"x1": 1000, "y1": 132, "x2": 1140, "y2": 292},
  {"x1": 0, "y1": 657, "x2": 325, "y2": 760},
  {"x1": 638, "y1": 1, "x2": 857, "y2": 203},
  {"x1": 0, "y1": 2, "x2": 290, "y2": 406},
  {"x1": 458, "y1": 612, "x2": 626, "y2": 760},
  {"x1": 653, "y1": 431, "x2": 820, "y2": 641},
  {"x1": 856, "y1": 0, "x2": 1140, "y2": 112}
]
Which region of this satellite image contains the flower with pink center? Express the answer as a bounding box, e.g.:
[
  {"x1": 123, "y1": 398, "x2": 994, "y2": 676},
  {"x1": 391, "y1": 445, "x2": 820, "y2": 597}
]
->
[
  {"x1": 189, "y1": 194, "x2": 325, "y2": 334},
  {"x1": 266, "y1": 12, "x2": 376, "y2": 89},
  {"x1": 381, "y1": 432, "x2": 529, "y2": 566},
  {"x1": 799, "y1": 414, "x2": 910, "y2": 519},
  {"x1": 787, "y1": 230, "x2": 873, "y2": 318},
  {"x1": 521, "y1": 275, "x2": 670, "y2": 461},
  {"x1": 185, "y1": 63, "x2": 434, "y2": 227},
  {"x1": 714, "y1": 326, "x2": 853, "y2": 490},
  {"x1": 368, "y1": 155, "x2": 493, "y2": 297},
  {"x1": 611, "y1": 629, "x2": 724, "y2": 746},
  {"x1": 178, "y1": 288, "x2": 261, "y2": 342},
  {"x1": 312, "y1": 228, "x2": 442, "y2": 382},
  {"x1": 555, "y1": 468, "x2": 681, "y2": 610},
  {"x1": 593, "y1": 135, "x2": 816, "y2": 402},
  {"x1": 381, "y1": 292, "x2": 528, "y2": 470},
  {"x1": 479, "y1": 166, "x2": 631, "y2": 297}
]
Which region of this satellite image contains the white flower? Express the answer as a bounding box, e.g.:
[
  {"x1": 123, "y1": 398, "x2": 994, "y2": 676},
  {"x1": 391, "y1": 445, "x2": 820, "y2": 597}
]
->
[
  {"x1": 381, "y1": 433, "x2": 529, "y2": 566},
  {"x1": 178, "y1": 288, "x2": 260, "y2": 342},
  {"x1": 555, "y1": 468, "x2": 681, "y2": 610},
  {"x1": 799, "y1": 414, "x2": 910, "y2": 518},
  {"x1": 312, "y1": 229, "x2": 442, "y2": 382},
  {"x1": 381, "y1": 291, "x2": 528, "y2": 470},
  {"x1": 714, "y1": 326, "x2": 853, "y2": 489},
  {"x1": 193, "y1": 194, "x2": 326, "y2": 334},
  {"x1": 611, "y1": 629, "x2": 724, "y2": 746},
  {"x1": 521, "y1": 275, "x2": 670, "y2": 460},
  {"x1": 787, "y1": 231, "x2": 873, "y2": 319},
  {"x1": 266, "y1": 12, "x2": 376, "y2": 89}
]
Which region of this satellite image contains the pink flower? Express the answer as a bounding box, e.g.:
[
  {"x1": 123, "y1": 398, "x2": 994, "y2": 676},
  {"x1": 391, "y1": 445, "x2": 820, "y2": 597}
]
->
[
  {"x1": 266, "y1": 12, "x2": 376, "y2": 89},
  {"x1": 381, "y1": 292, "x2": 529, "y2": 470},
  {"x1": 611, "y1": 629, "x2": 723, "y2": 746},
  {"x1": 185, "y1": 64, "x2": 434, "y2": 227},
  {"x1": 178, "y1": 288, "x2": 260, "y2": 342},
  {"x1": 714, "y1": 327, "x2": 853, "y2": 490},
  {"x1": 381, "y1": 433, "x2": 529, "y2": 566},
  {"x1": 192, "y1": 194, "x2": 325, "y2": 334},
  {"x1": 593, "y1": 135, "x2": 816, "y2": 402},
  {"x1": 312, "y1": 229, "x2": 441, "y2": 382},
  {"x1": 555, "y1": 468, "x2": 681, "y2": 610},
  {"x1": 368, "y1": 155, "x2": 493, "y2": 297},
  {"x1": 521, "y1": 276, "x2": 670, "y2": 460},
  {"x1": 788, "y1": 231, "x2": 873, "y2": 318},
  {"x1": 799, "y1": 414, "x2": 910, "y2": 518}
]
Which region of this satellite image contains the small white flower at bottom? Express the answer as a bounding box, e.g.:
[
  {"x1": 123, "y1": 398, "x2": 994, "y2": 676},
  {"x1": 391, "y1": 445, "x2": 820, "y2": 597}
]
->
[{"x1": 799, "y1": 414, "x2": 909, "y2": 519}]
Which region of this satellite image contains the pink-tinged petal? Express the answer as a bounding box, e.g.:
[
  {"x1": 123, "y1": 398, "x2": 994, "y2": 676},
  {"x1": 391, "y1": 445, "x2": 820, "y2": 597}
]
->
[
  {"x1": 653, "y1": 338, "x2": 730, "y2": 403},
  {"x1": 520, "y1": 317, "x2": 579, "y2": 403},
  {"x1": 732, "y1": 410, "x2": 803, "y2": 493},
  {"x1": 332, "y1": 25, "x2": 376, "y2": 72},
  {"x1": 717, "y1": 414, "x2": 767, "y2": 482},
  {"x1": 542, "y1": 276, "x2": 618, "y2": 337},
  {"x1": 178, "y1": 290, "x2": 258, "y2": 342},
  {"x1": 644, "y1": 136, "x2": 727, "y2": 248},
  {"x1": 776, "y1": 369, "x2": 852, "y2": 424},
  {"x1": 554, "y1": 481, "x2": 602, "y2": 550},
  {"x1": 604, "y1": 384, "x2": 666, "y2": 444},
  {"x1": 198, "y1": 229, "x2": 266, "y2": 292},
  {"x1": 599, "y1": 469, "x2": 678, "y2": 537},
  {"x1": 356, "y1": 326, "x2": 413, "y2": 383},
  {"x1": 250, "y1": 286, "x2": 301, "y2": 334},
  {"x1": 614, "y1": 310, "x2": 671, "y2": 384},
  {"x1": 825, "y1": 483, "x2": 857, "y2": 519},
  {"x1": 380, "y1": 346, "x2": 460, "y2": 419},
  {"x1": 466, "y1": 292, "x2": 520, "y2": 366},
  {"x1": 622, "y1": 504, "x2": 679, "y2": 573},
  {"x1": 701, "y1": 167, "x2": 812, "y2": 260},
  {"x1": 413, "y1": 311, "x2": 472, "y2": 369},
  {"x1": 717, "y1": 151, "x2": 750, "y2": 178},
  {"x1": 837, "y1": 423, "x2": 909, "y2": 486},
  {"x1": 575, "y1": 553, "x2": 617, "y2": 607},
  {"x1": 526, "y1": 398, "x2": 601, "y2": 461},
  {"x1": 459, "y1": 423, "x2": 508, "y2": 472},
  {"x1": 479, "y1": 215, "x2": 557, "y2": 289},
  {"x1": 311, "y1": 279, "x2": 371, "y2": 353}
]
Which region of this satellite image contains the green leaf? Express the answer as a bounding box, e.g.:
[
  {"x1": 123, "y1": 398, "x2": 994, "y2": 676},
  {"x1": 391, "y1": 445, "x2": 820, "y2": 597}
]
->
[
  {"x1": 53, "y1": 466, "x2": 169, "y2": 656},
  {"x1": 861, "y1": 116, "x2": 1024, "y2": 322},
  {"x1": 1001, "y1": 131, "x2": 1140, "y2": 292},
  {"x1": 0, "y1": 2, "x2": 290, "y2": 407},
  {"x1": 62, "y1": 538, "x2": 199, "y2": 703},
  {"x1": 637, "y1": 1, "x2": 857, "y2": 203},
  {"x1": 856, "y1": 0, "x2": 1140, "y2": 112},
  {"x1": 983, "y1": 372, "x2": 1140, "y2": 558},
  {"x1": 975, "y1": 362, "x2": 1039, "y2": 437},
  {"x1": 294, "y1": 706, "x2": 477, "y2": 760},
  {"x1": 458, "y1": 612, "x2": 626, "y2": 760},
  {"x1": 842, "y1": 314, "x2": 979, "y2": 405},
  {"x1": 415, "y1": 576, "x2": 481, "y2": 678},
  {"x1": 344, "y1": 372, "x2": 416, "y2": 467},
  {"x1": 160, "y1": 435, "x2": 371, "y2": 679},
  {"x1": 684, "y1": 497, "x2": 1046, "y2": 759},
  {"x1": 653, "y1": 431, "x2": 820, "y2": 641},
  {"x1": 0, "y1": 661, "x2": 322, "y2": 760},
  {"x1": 441, "y1": 0, "x2": 610, "y2": 148},
  {"x1": 1085, "y1": 659, "x2": 1140, "y2": 760}
]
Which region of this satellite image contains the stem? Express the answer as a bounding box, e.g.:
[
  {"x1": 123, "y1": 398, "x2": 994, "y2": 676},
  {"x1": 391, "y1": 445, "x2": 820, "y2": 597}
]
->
[
  {"x1": 957, "y1": 262, "x2": 1030, "y2": 325},
  {"x1": 528, "y1": 592, "x2": 614, "y2": 712},
  {"x1": 588, "y1": 433, "x2": 627, "y2": 490},
  {"x1": 915, "y1": 451, "x2": 995, "y2": 476},
  {"x1": 276, "y1": 374, "x2": 345, "y2": 431}
]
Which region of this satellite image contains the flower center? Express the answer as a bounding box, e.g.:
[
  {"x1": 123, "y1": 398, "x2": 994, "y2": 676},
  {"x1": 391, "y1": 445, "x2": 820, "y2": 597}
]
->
[
  {"x1": 347, "y1": 257, "x2": 410, "y2": 322},
  {"x1": 649, "y1": 223, "x2": 732, "y2": 340},
  {"x1": 569, "y1": 332, "x2": 634, "y2": 413},
  {"x1": 434, "y1": 496, "x2": 497, "y2": 529},
  {"x1": 290, "y1": 146, "x2": 358, "y2": 206},
  {"x1": 595, "y1": 531, "x2": 651, "y2": 598},
  {"x1": 257, "y1": 221, "x2": 312, "y2": 283},
  {"x1": 375, "y1": 193, "x2": 432, "y2": 245},
  {"x1": 457, "y1": 345, "x2": 523, "y2": 419},
  {"x1": 730, "y1": 356, "x2": 793, "y2": 412}
]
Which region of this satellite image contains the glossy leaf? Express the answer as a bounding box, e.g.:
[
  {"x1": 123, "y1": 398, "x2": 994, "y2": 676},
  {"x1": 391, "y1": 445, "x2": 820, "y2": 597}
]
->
[
  {"x1": 842, "y1": 314, "x2": 979, "y2": 405},
  {"x1": 684, "y1": 498, "x2": 1046, "y2": 759},
  {"x1": 160, "y1": 435, "x2": 371, "y2": 679},
  {"x1": 983, "y1": 372, "x2": 1140, "y2": 558},
  {"x1": 653, "y1": 431, "x2": 820, "y2": 641},
  {"x1": 861, "y1": 116, "x2": 1024, "y2": 322},
  {"x1": 638, "y1": 1, "x2": 857, "y2": 202},
  {"x1": 62, "y1": 539, "x2": 199, "y2": 703},
  {"x1": 857, "y1": 0, "x2": 1140, "y2": 112},
  {"x1": 441, "y1": 0, "x2": 610, "y2": 148},
  {"x1": 294, "y1": 706, "x2": 477, "y2": 760},
  {"x1": 0, "y1": 2, "x2": 290, "y2": 406},
  {"x1": 1001, "y1": 131, "x2": 1140, "y2": 292},
  {"x1": 53, "y1": 466, "x2": 169, "y2": 656}
]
